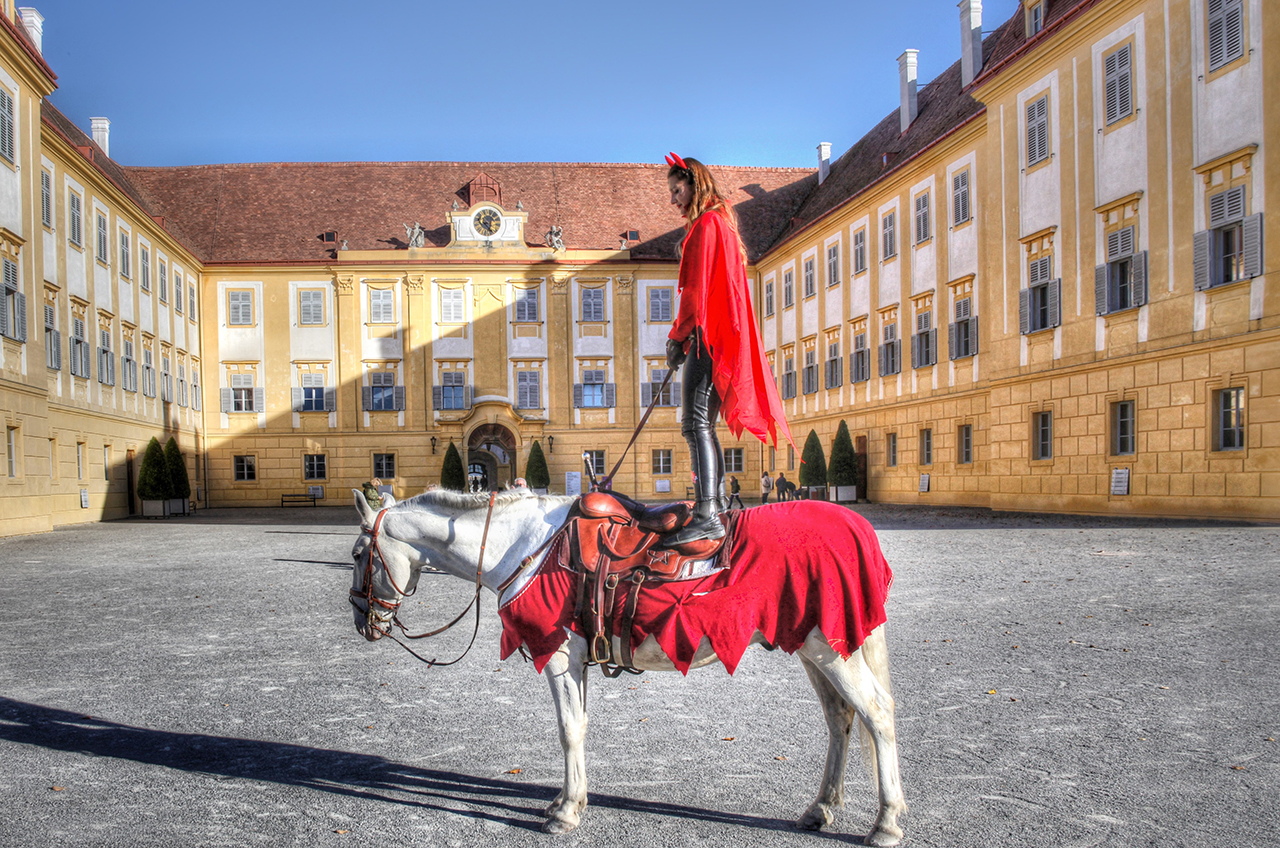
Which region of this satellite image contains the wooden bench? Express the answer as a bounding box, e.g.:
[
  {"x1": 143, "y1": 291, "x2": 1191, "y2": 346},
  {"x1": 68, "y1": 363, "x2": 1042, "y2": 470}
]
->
[{"x1": 281, "y1": 493, "x2": 318, "y2": 507}]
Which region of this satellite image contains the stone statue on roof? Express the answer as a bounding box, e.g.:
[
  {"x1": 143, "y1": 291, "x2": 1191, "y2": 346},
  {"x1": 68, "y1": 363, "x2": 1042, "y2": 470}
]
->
[
  {"x1": 403, "y1": 222, "x2": 426, "y2": 249},
  {"x1": 546, "y1": 225, "x2": 564, "y2": 252}
]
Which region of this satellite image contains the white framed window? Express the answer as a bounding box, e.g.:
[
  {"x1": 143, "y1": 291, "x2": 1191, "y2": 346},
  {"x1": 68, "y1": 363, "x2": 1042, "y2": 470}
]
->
[
  {"x1": 919, "y1": 429, "x2": 933, "y2": 466},
  {"x1": 188, "y1": 280, "x2": 198, "y2": 321},
  {"x1": 121, "y1": 339, "x2": 137, "y2": 393},
  {"x1": 440, "y1": 288, "x2": 464, "y2": 323},
  {"x1": 1028, "y1": 1, "x2": 1043, "y2": 35},
  {"x1": 764, "y1": 281, "x2": 774, "y2": 317},
  {"x1": 1216, "y1": 387, "x2": 1245, "y2": 451},
  {"x1": 296, "y1": 371, "x2": 330, "y2": 412},
  {"x1": 724, "y1": 447, "x2": 744, "y2": 473},
  {"x1": 369, "y1": 288, "x2": 395, "y2": 324},
  {"x1": 949, "y1": 297, "x2": 978, "y2": 360},
  {"x1": 1026, "y1": 95, "x2": 1050, "y2": 166},
  {"x1": 68, "y1": 193, "x2": 83, "y2": 247},
  {"x1": 1096, "y1": 226, "x2": 1148, "y2": 314},
  {"x1": 303, "y1": 454, "x2": 327, "y2": 480},
  {"x1": 652, "y1": 449, "x2": 672, "y2": 475},
  {"x1": 41, "y1": 171, "x2": 52, "y2": 228},
  {"x1": 781, "y1": 355, "x2": 796, "y2": 400},
  {"x1": 825, "y1": 341, "x2": 842, "y2": 389},
  {"x1": 119, "y1": 232, "x2": 131, "y2": 278},
  {"x1": 5, "y1": 426, "x2": 16, "y2": 478},
  {"x1": 879, "y1": 323, "x2": 901, "y2": 376},
  {"x1": 69, "y1": 318, "x2": 90, "y2": 377},
  {"x1": 374, "y1": 453, "x2": 396, "y2": 479},
  {"x1": 826, "y1": 244, "x2": 840, "y2": 287},
  {"x1": 783, "y1": 270, "x2": 794, "y2": 308},
  {"x1": 911, "y1": 311, "x2": 936, "y2": 368},
  {"x1": 142, "y1": 348, "x2": 156, "y2": 397},
  {"x1": 234, "y1": 455, "x2": 256, "y2": 481},
  {"x1": 886, "y1": 433, "x2": 897, "y2": 467},
  {"x1": 585, "y1": 450, "x2": 606, "y2": 477},
  {"x1": 140, "y1": 247, "x2": 150, "y2": 292},
  {"x1": 435, "y1": 370, "x2": 470, "y2": 410},
  {"x1": 882, "y1": 212, "x2": 896, "y2": 259},
  {"x1": 1033, "y1": 411, "x2": 1053, "y2": 460},
  {"x1": 958, "y1": 424, "x2": 973, "y2": 464},
  {"x1": 44, "y1": 302, "x2": 61, "y2": 371},
  {"x1": 158, "y1": 262, "x2": 168, "y2": 303},
  {"x1": 802, "y1": 349, "x2": 818, "y2": 395},
  {"x1": 96, "y1": 327, "x2": 116, "y2": 386},
  {"x1": 803, "y1": 258, "x2": 816, "y2": 298},
  {"x1": 1195, "y1": 186, "x2": 1263, "y2": 291},
  {"x1": 1021, "y1": 256, "x2": 1060, "y2": 334},
  {"x1": 177, "y1": 362, "x2": 188, "y2": 407},
  {"x1": 641, "y1": 366, "x2": 677, "y2": 408},
  {"x1": 850, "y1": 332, "x2": 870, "y2": 383},
  {"x1": 1104, "y1": 44, "x2": 1133, "y2": 125},
  {"x1": 574, "y1": 368, "x2": 613, "y2": 408},
  {"x1": 174, "y1": 276, "x2": 183, "y2": 314},
  {"x1": 581, "y1": 287, "x2": 605, "y2": 322},
  {"x1": 1112, "y1": 400, "x2": 1136, "y2": 456},
  {"x1": 229, "y1": 373, "x2": 256, "y2": 412},
  {"x1": 365, "y1": 370, "x2": 402, "y2": 411}
]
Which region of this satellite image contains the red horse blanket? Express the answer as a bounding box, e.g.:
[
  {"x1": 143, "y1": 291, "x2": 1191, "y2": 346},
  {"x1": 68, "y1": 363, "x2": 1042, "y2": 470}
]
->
[{"x1": 498, "y1": 501, "x2": 893, "y2": 674}]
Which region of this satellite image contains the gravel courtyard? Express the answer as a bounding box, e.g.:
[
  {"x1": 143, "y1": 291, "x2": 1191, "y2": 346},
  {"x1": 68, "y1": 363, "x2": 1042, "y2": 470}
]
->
[{"x1": 0, "y1": 503, "x2": 1276, "y2": 848}]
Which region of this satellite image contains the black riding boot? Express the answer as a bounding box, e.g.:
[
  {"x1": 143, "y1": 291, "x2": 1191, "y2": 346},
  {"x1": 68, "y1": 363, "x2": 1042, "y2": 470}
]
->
[{"x1": 665, "y1": 334, "x2": 726, "y2": 546}]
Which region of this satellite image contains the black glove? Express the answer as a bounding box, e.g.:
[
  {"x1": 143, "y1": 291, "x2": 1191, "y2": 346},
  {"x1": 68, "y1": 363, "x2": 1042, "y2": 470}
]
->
[{"x1": 666, "y1": 338, "x2": 687, "y2": 369}]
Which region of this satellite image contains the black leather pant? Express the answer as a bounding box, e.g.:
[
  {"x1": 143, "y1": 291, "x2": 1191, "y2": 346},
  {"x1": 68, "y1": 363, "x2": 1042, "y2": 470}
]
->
[{"x1": 681, "y1": 333, "x2": 723, "y2": 509}]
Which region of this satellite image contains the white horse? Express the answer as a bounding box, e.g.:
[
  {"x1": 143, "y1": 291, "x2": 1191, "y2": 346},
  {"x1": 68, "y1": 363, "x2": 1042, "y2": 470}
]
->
[{"x1": 349, "y1": 488, "x2": 906, "y2": 845}]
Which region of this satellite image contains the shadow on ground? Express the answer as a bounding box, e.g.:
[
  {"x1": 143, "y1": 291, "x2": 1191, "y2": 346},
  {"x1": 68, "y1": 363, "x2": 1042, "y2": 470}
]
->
[{"x1": 0, "y1": 697, "x2": 853, "y2": 841}]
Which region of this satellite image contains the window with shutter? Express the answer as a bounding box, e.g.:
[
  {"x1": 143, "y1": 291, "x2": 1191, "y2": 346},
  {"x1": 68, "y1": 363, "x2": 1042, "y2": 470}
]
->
[
  {"x1": 803, "y1": 259, "x2": 816, "y2": 298},
  {"x1": 1026, "y1": 95, "x2": 1049, "y2": 166},
  {"x1": 440, "y1": 288, "x2": 465, "y2": 323},
  {"x1": 1199, "y1": 187, "x2": 1261, "y2": 289},
  {"x1": 140, "y1": 248, "x2": 150, "y2": 292},
  {"x1": 69, "y1": 194, "x2": 83, "y2": 247},
  {"x1": 764, "y1": 281, "x2": 774, "y2": 316},
  {"x1": 300, "y1": 371, "x2": 326, "y2": 411},
  {"x1": 189, "y1": 281, "x2": 198, "y2": 321},
  {"x1": 825, "y1": 341, "x2": 842, "y2": 389},
  {"x1": 827, "y1": 244, "x2": 840, "y2": 286},
  {"x1": 96, "y1": 214, "x2": 108, "y2": 263},
  {"x1": 0, "y1": 89, "x2": 13, "y2": 164},
  {"x1": 228, "y1": 290, "x2": 253, "y2": 326},
  {"x1": 174, "y1": 278, "x2": 183, "y2": 314},
  {"x1": 1104, "y1": 44, "x2": 1133, "y2": 125},
  {"x1": 438, "y1": 370, "x2": 468, "y2": 410},
  {"x1": 915, "y1": 193, "x2": 930, "y2": 244},
  {"x1": 515, "y1": 287, "x2": 540, "y2": 323},
  {"x1": 368, "y1": 370, "x2": 398, "y2": 411},
  {"x1": 783, "y1": 270, "x2": 794, "y2": 308},
  {"x1": 853, "y1": 229, "x2": 867, "y2": 273},
  {"x1": 912, "y1": 312, "x2": 936, "y2": 368},
  {"x1": 0, "y1": 258, "x2": 20, "y2": 342},
  {"x1": 230, "y1": 372, "x2": 254, "y2": 411},
  {"x1": 851, "y1": 333, "x2": 870, "y2": 383},
  {"x1": 45, "y1": 303, "x2": 61, "y2": 371},
  {"x1": 119, "y1": 232, "x2": 131, "y2": 278},
  {"x1": 952, "y1": 171, "x2": 970, "y2": 225},
  {"x1": 41, "y1": 171, "x2": 52, "y2": 228},
  {"x1": 516, "y1": 370, "x2": 541, "y2": 409},
  {"x1": 1208, "y1": 0, "x2": 1245, "y2": 72},
  {"x1": 1098, "y1": 227, "x2": 1146, "y2": 315},
  {"x1": 299, "y1": 290, "x2": 324, "y2": 325},
  {"x1": 369, "y1": 288, "x2": 394, "y2": 324},
  {"x1": 781, "y1": 357, "x2": 796, "y2": 399},
  {"x1": 581, "y1": 288, "x2": 605, "y2": 322},
  {"x1": 803, "y1": 350, "x2": 818, "y2": 394},
  {"x1": 579, "y1": 369, "x2": 607, "y2": 407},
  {"x1": 882, "y1": 213, "x2": 896, "y2": 258}
]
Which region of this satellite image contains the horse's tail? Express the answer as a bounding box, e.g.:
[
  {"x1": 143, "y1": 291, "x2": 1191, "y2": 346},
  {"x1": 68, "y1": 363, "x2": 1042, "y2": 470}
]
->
[{"x1": 857, "y1": 623, "x2": 893, "y2": 783}]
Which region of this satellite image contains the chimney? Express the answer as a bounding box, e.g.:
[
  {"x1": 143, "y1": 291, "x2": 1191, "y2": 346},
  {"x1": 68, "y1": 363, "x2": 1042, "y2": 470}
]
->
[
  {"x1": 90, "y1": 117, "x2": 110, "y2": 157},
  {"x1": 817, "y1": 142, "x2": 832, "y2": 185},
  {"x1": 898, "y1": 50, "x2": 918, "y2": 134},
  {"x1": 18, "y1": 7, "x2": 43, "y2": 54},
  {"x1": 959, "y1": 0, "x2": 984, "y2": 87}
]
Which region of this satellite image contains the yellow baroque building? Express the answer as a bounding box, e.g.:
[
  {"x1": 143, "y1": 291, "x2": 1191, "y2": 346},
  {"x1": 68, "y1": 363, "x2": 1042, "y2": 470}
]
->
[{"x1": 0, "y1": 0, "x2": 1275, "y2": 537}]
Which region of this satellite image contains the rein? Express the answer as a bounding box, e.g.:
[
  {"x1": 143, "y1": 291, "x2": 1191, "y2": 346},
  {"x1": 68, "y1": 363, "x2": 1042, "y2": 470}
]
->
[
  {"x1": 349, "y1": 491, "x2": 498, "y2": 667},
  {"x1": 599, "y1": 368, "x2": 673, "y2": 490}
]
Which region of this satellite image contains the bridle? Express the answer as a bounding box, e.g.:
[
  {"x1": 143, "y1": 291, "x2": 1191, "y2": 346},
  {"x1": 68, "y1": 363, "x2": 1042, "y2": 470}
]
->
[{"x1": 348, "y1": 492, "x2": 498, "y2": 667}]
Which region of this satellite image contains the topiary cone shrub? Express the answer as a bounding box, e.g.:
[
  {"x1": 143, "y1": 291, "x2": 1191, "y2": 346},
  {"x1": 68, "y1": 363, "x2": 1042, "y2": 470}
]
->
[
  {"x1": 526, "y1": 440, "x2": 550, "y2": 490},
  {"x1": 828, "y1": 420, "x2": 858, "y2": 487},
  {"x1": 799, "y1": 429, "x2": 828, "y2": 489},
  {"x1": 164, "y1": 437, "x2": 192, "y2": 500},
  {"x1": 136, "y1": 437, "x2": 174, "y2": 506},
  {"x1": 440, "y1": 442, "x2": 466, "y2": 491}
]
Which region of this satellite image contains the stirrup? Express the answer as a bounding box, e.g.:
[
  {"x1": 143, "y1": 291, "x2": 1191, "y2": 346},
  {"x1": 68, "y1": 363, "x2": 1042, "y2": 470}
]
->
[{"x1": 661, "y1": 513, "x2": 726, "y2": 548}]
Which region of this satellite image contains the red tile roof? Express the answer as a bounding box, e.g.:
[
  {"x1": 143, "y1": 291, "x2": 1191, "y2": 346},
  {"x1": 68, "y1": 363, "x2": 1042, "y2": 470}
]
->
[{"x1": 124, "y1": 160, "x2": 814, "y2": 265}]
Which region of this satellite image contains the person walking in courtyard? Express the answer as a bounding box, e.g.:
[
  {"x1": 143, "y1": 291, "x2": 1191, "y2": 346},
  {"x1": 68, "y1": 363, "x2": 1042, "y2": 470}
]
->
[
  {"x1": 776, "y1": 473, "x2": 792, "y2": 502},
  {"x1": 662, "y1": 153, "x2": 795, "y2": 544},
  {"x1": 760, "y1": 471, "x2": 773, "y2": 504},
  {"x1": 727, "y1": 475, "x2": 745, "y2": 509}
]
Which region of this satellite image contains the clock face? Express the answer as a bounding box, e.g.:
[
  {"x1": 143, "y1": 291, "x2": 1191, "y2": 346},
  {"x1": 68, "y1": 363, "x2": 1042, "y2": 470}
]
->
[{"x1": 473, "y1": 208, "x2": 502, "y2": 237}]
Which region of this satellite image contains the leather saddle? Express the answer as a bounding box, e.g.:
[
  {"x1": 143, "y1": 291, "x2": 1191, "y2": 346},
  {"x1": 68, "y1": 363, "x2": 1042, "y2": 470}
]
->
[{"x1": 544, "y1": 491, "x2": 733, "y2": 674}]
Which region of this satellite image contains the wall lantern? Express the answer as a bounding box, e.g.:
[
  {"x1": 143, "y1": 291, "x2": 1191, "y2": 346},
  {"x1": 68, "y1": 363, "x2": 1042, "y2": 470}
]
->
[
  {"x1": 430, "y1": 436, "x2": 437, "y2": 454},
  {"x1": 548, "y1": 435, "x2": 554, "y2": 453}
]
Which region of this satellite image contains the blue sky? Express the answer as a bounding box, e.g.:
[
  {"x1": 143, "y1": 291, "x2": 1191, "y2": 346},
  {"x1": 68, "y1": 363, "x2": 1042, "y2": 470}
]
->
[{"x1": 35, "y1": 0, "x2": 1021, "y2": 168}]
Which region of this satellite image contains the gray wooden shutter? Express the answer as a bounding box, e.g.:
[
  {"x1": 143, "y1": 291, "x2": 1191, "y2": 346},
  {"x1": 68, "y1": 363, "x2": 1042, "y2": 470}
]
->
[
  {"x1": 220, "y1": 388, "x2": 233, "y2": 412},
  {"x1": 431, "y1": 386, "x2": 442, "y2": 409},
  {"x1": 948, "y1": 322, "x2": 958, "y2": 360},
  {"x1": 1193, "y1": 230, "x2": 1212, "y2": 290},
  {"x1": 253, "y1": 387, "x2": 265, "y2": 412},
  {"x1": 604, "y1": 383, "x2": 616, "y2": 407},
  {"x1": 1242, "y1": 213, "x2": 1263, "y2": 279},
  {"x1": 291, "y1": 387, "x2": 303, "y2": 412},
  {"x1": 463, "y1": 385, "x2": 472, "y2": 409},
  {"x1": 393, "y1": 386, "x2": 406, "y2": 411},
  {"x1": 324, "y1": 387, "x2": 336, "y2": 411},
  {"x1": 1095, "y1": 264, "x2": 1109, "y2": 315},
  {"x1": 928, "y1": 329, "x2": 937, "y2": 364},
  {"x1": 640, "y1": 382, "x2": 652, "y2": 407},
  {"x1": 910, "y1": 334, "x2": 920, "y2": 368},
  {"x1": 672, "y1": 381, "x2": 681, "y2": 401},
  {"x1": 13, "y1": 292, "x2": 25, "y2": 341},
  {"x1": 108, "y1": 356, "x2": 115, "y2": 386},
  {"x1": 52, "y1": 330, "x2": 62, "y2": 369},
  {"x1": 878, "y1": 344, "x2": 887, "y2": 376},
  {"x1": 362, "y1": 386, "x2": 373, "y2": 410},
  {"x1": 1019, "y1": 288, "x2": 1031, "y2": 334},
  {"x1": 1133, "y1": 251, "x2": 1149, "y2": 306},
  {"x1": 1047, "y1": 280, "x2": 1061, "y2": 328},
  {"x1": 82, "y1": 341, "x2": 92, "y2": 379},
  {"x1": 573, "y1": 383, "x2": 583, "y2": 407},
  {"x1": 969, "y1": 317, "x2": 979, "y2": 355}
]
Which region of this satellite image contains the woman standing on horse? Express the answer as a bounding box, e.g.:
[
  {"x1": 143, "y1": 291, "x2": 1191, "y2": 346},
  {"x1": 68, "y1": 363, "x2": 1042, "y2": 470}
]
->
[{"x1": 663, "y1": 153, "x2": 795, "y2": 544}]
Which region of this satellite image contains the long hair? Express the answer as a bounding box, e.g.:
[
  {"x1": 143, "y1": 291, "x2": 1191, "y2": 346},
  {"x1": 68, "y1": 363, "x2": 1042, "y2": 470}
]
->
[{"x1": 669, "y1": 157, "x2": 748, "y2": 263}]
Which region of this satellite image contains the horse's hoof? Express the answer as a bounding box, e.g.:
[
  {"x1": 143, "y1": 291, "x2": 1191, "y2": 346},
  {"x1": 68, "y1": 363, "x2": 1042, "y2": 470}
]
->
[
  {"x1": 797, "y1": 803, "x2": 835, "y2": 831},
  {"x1": 541, "y1": 817, "x2": 579, "y2": 835},
  {"x1": 866, "y1": 825, "x2": 903, "y2": 846}
]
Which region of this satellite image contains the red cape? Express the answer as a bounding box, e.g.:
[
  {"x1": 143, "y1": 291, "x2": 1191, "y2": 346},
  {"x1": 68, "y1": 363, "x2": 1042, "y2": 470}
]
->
[
  {"x1": 498, "y1": 502, "x2": 893, "y2": 674},
  {"x1": 669, "y1": 209, "x2": 796, "y2": 451}
]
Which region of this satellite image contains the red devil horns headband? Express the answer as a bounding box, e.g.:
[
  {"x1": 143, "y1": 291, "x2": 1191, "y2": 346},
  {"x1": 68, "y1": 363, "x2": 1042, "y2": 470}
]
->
[{"x1": 665, "y1": 152, "x2": 688, "y2": 170}]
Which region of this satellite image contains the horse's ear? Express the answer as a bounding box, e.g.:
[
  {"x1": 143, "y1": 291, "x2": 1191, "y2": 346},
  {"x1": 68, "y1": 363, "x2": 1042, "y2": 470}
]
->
[
  {"x1": 354, "y1": 489, "x2": 376, "y2": 525},
  {"x1": 381, "y1": 492, "x2": 397, "y2": 508}
]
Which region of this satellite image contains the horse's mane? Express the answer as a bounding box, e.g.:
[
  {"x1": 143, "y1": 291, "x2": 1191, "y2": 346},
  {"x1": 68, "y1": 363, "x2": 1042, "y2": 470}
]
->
[{"x1": 395, "y1": 488, "x2": 576, "y2": 513}]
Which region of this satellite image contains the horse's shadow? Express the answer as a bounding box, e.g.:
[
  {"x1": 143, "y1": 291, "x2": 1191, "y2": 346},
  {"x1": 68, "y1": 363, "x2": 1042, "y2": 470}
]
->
[{"x1": 0, "y1": 697, "x2": 858, "y2": 841}]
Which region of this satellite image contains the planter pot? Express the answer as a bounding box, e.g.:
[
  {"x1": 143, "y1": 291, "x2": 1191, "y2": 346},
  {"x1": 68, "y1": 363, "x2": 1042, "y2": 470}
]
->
[
  {"x1": 833, "y1": 485, "x2": 858, "y2": 503},
  {"x1": 141, "y1": 499, "x2": 170, "y2": 518},
  {"x1": 168, "y1": 498, "x2": 190, "y2": 516}
]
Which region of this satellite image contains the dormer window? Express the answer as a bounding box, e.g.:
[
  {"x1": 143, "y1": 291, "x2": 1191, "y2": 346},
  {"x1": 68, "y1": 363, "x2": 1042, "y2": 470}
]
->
[
  {"x1": 467, "y1": 173, "x2": 501, "y2": 207},
  {"x1": 1027, "y1": 2, "x2": 1044, "y2": 36}
]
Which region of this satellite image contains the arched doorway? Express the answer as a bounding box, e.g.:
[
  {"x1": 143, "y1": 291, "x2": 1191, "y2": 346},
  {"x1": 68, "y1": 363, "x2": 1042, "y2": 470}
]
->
[{"x1": 466, "y1": 423, "x2": 518, "y2": 491}]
